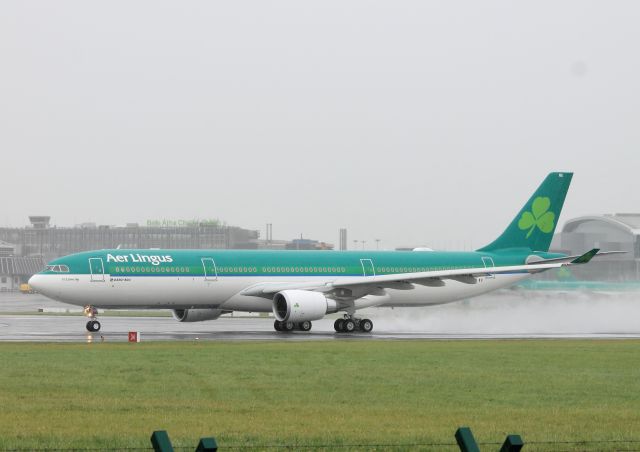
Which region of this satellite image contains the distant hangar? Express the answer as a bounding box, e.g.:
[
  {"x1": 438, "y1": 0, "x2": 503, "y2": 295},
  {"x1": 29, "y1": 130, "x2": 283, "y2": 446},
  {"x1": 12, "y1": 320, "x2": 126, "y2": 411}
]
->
[{"x1": 553, "y1": 213, "x2": 640, "y2": 281}]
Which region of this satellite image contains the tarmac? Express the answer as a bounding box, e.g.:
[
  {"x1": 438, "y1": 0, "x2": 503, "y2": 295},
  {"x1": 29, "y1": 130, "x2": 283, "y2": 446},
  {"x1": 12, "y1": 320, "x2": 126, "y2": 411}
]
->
[{"x1": 1, "y1": 291, "x2": 640, "y2": 342}]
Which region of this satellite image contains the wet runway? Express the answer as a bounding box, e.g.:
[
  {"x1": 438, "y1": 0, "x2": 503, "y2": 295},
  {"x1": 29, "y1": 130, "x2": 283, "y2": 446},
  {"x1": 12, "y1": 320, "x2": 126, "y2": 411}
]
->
[
  {"x1": 1, "y1": 315, "x2": 640, "y2": 342},
  {"x1": 2, "y1": 292, "x2": 640, "y2": 342}
]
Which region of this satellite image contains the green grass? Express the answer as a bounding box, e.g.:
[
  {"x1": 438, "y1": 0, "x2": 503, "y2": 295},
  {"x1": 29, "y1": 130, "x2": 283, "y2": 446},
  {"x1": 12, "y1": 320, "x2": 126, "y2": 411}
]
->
[{"x1": 0, "y1": 340, "x2": 639, "y2": 451}]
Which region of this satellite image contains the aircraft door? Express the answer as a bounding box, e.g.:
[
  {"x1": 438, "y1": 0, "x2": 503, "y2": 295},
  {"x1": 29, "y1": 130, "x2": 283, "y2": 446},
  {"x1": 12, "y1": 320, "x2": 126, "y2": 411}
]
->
[
  {"x1": 89, "y1": 258, "x2": 105, "y2": 282},
  {"x1": 360, "y1": 259, "x2": 376, "y2": 277},
  {"x1": 482, "y1": 256, "x2": 496, "y2": 279},
  {"x1": 201, "y1": 258, "x2": 218, "y2": 281}
]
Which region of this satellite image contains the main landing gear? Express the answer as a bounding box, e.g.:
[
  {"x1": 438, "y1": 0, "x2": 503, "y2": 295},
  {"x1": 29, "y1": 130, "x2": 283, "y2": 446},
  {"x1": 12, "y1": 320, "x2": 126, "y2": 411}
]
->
[
  {"x1": 274, "y1": 320, "x2": 312, "y2": 332},
  {"x1": 84, "y1": 305, "x2": 101, "y2": 332},
  {"x1": 334, "y1": 316, "x2": 373, "y2": 333}
]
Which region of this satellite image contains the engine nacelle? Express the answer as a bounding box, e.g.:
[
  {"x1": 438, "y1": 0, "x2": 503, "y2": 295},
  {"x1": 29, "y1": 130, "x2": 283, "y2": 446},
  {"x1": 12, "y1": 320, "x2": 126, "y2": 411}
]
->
[
  {"x1": 172, "y1": 308, "x2": 224, "y2": 322},
  {"x1": 272, "y1": 290, "x2": 337, "y2": 322}
]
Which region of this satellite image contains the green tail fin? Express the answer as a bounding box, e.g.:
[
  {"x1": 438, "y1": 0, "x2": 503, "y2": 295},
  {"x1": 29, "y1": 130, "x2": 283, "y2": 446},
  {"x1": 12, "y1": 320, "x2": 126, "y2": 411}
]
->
[{"x1": 478, "y1": 172, "x2": 573, "y2": 253}]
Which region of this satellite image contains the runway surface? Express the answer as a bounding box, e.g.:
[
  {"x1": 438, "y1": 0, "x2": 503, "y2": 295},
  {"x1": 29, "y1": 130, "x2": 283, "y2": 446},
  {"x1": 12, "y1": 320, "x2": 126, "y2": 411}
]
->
[
  {"x1": 2, "y1": 291, "x2": 640, "y2": 342},
  {"x1": 1, "y1": 314, "x2": 640, "y2": 342}
]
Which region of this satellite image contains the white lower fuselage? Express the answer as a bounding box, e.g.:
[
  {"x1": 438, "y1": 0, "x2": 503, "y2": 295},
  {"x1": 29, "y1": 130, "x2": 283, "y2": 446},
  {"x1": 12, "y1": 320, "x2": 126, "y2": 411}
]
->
[{"x1": 32, "y1": 272, "x2": 529, "y2": 312}]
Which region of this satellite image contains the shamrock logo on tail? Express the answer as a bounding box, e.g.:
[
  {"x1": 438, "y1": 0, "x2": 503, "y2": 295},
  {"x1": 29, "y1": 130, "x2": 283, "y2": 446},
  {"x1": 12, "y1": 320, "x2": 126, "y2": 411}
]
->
[{"x1": 518, "y1": 197, "x2": 555, "y2": 238}]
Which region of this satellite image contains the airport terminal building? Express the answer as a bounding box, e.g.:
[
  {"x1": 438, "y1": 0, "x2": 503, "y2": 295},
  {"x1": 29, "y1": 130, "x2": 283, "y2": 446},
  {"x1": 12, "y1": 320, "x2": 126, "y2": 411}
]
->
[
  {"x1": 0, "y1": 240, "x2": 45, "y2": 291},
  {"x1": 0, "y1": 216, "x2": 260, "y2": 261},
  {"x1": 0, "y1": 216, "x2": 332, "y2": 260},
  {"x1": 552, "y1": 213, "x2": 640, "y2": 281}
]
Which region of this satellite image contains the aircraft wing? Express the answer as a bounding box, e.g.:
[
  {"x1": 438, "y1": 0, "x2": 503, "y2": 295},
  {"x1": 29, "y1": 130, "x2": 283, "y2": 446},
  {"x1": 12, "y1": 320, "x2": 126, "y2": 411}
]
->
[{"x1": 240, "y1": 260, "x2": 566, "y2": 298}]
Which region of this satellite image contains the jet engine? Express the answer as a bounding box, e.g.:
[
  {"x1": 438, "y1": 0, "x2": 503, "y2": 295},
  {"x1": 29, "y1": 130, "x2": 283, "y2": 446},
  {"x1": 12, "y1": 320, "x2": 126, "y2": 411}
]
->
[
  {"x1": 172, "y1": 308, "x2": 224, "y2": 322},
  {"x1": 272, "y1": 290, "x2": 338, "y2": 322}
]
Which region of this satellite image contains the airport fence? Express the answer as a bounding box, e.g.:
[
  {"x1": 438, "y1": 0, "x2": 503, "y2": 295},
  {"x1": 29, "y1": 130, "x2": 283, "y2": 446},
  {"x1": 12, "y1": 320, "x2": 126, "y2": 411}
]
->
[{"x1": 4, "y1": 429, "x2": 640, "y2": 452}]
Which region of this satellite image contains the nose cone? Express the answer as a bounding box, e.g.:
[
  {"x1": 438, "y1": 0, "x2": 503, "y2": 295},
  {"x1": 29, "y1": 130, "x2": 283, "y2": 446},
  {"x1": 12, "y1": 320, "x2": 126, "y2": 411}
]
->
[{"x1": 28, "y1": 274, "x2": 42, "y2": 292}]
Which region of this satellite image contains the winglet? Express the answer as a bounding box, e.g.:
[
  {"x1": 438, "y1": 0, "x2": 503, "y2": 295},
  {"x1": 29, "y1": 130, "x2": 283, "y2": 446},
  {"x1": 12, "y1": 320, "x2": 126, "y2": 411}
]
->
[{"x1": 571, "y1": 248, "x2": 600, "y2": 264}]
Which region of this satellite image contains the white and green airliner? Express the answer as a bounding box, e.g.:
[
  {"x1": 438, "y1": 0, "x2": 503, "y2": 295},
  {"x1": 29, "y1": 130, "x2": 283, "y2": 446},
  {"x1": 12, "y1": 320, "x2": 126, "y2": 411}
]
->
[{"x1": 30, "y1": 172, "x2": 607, "y2": 333}]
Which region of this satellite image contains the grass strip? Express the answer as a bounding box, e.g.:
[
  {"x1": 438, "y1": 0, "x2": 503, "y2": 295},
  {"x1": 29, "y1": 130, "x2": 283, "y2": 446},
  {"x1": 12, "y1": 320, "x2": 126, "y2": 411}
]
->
[{"x1": 0, "y1": 340, "x2": 638, "y2": 450}]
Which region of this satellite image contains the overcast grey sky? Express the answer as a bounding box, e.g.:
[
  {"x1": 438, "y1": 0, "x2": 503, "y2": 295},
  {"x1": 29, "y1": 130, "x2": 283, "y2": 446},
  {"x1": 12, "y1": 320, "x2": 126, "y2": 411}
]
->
[{"x1": 1, "y1": 1, "x2": 638, "y2": 249}]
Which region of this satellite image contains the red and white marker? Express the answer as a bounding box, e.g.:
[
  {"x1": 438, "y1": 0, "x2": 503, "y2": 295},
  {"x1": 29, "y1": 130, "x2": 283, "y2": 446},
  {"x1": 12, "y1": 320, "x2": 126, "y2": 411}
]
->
[{"x1": 128, "y1": 331, "x2": 141, "y2": 342}]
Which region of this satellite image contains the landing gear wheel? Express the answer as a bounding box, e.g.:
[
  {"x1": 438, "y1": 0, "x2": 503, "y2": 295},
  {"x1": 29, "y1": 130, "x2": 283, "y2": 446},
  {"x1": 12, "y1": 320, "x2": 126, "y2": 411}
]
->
[
  {"x1": 86, "y1": 320, "x2": 101, "y2": 332},
  {"x1": 299, "y1": 321, "x2": 312, "y2": 332},
  {"x1": 360, "y1": 319, "x2": 373, "y2": 333},
  {"x1": 343, "y1": 319, "x2": 356, "y2": 333},
  {"x1": 274, "y1": 320, "x2": 283, "y2": 332},
  {"x1": 283, "y1": 321, "x2": 295, "y2": 332},
  {"x1": 334, "y1": 319, "x2": 344, "y2": 332},
  {"x1": 83, "y1": 306, "x2": 100, "y2": 333}
]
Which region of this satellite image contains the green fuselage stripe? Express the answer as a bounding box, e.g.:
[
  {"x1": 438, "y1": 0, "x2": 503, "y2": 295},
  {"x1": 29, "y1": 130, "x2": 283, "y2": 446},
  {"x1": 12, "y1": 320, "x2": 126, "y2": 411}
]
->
[{"x1": 41, "y1": 249, "x2": 564, "y2": 277}]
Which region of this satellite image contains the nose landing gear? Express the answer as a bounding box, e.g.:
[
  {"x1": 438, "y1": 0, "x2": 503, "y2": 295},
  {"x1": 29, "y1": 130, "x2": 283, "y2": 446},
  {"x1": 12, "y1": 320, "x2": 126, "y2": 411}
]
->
[{"x1": 84, "y1": 306, "x2": 101, "y2": 332}]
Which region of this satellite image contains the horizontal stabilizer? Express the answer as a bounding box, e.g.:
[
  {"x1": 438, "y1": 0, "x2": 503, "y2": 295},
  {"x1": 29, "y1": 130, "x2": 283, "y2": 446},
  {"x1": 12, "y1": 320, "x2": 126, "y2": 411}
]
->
[
  {"x1": 529, "y1": 249, "x2": 627, "y2": 265},
  {"x1": 571, "y1": 249, "x2": 600, "y2": 264}
]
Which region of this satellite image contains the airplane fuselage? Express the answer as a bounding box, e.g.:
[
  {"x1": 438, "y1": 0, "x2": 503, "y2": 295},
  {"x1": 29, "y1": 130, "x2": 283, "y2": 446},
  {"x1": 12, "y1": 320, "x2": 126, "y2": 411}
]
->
[{"x1": 30, "y1": 248, "x2": 557, "y2": 311}]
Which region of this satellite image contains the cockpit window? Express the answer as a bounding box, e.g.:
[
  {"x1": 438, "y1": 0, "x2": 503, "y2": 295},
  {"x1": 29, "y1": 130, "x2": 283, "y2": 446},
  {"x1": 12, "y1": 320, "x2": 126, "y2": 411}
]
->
[{"x1": 44, "y1": 265, "x2": 70, "y2": 273}]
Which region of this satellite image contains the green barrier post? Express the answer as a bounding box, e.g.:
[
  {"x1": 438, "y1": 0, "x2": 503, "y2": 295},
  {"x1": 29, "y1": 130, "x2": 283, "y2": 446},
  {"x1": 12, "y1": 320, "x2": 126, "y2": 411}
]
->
[
  {"x1": 195, "y1": 437, "x2": 218, "y2": 451},
  {"x1": 499, "y1": 434, "x2": 524, "y2": 452},
  {"x1": 455, "y1": 427, "x2": 480, "y2": 452},
  {"x1": 150, "y1": 430, "x2": 174, "y2": 452}
]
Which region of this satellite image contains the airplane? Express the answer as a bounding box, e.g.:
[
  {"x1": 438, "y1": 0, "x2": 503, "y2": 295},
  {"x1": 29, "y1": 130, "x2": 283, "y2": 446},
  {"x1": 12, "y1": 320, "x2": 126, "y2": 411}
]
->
[{"x1": 28, "y1": 172, "x2": 611, "y2": 334}]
